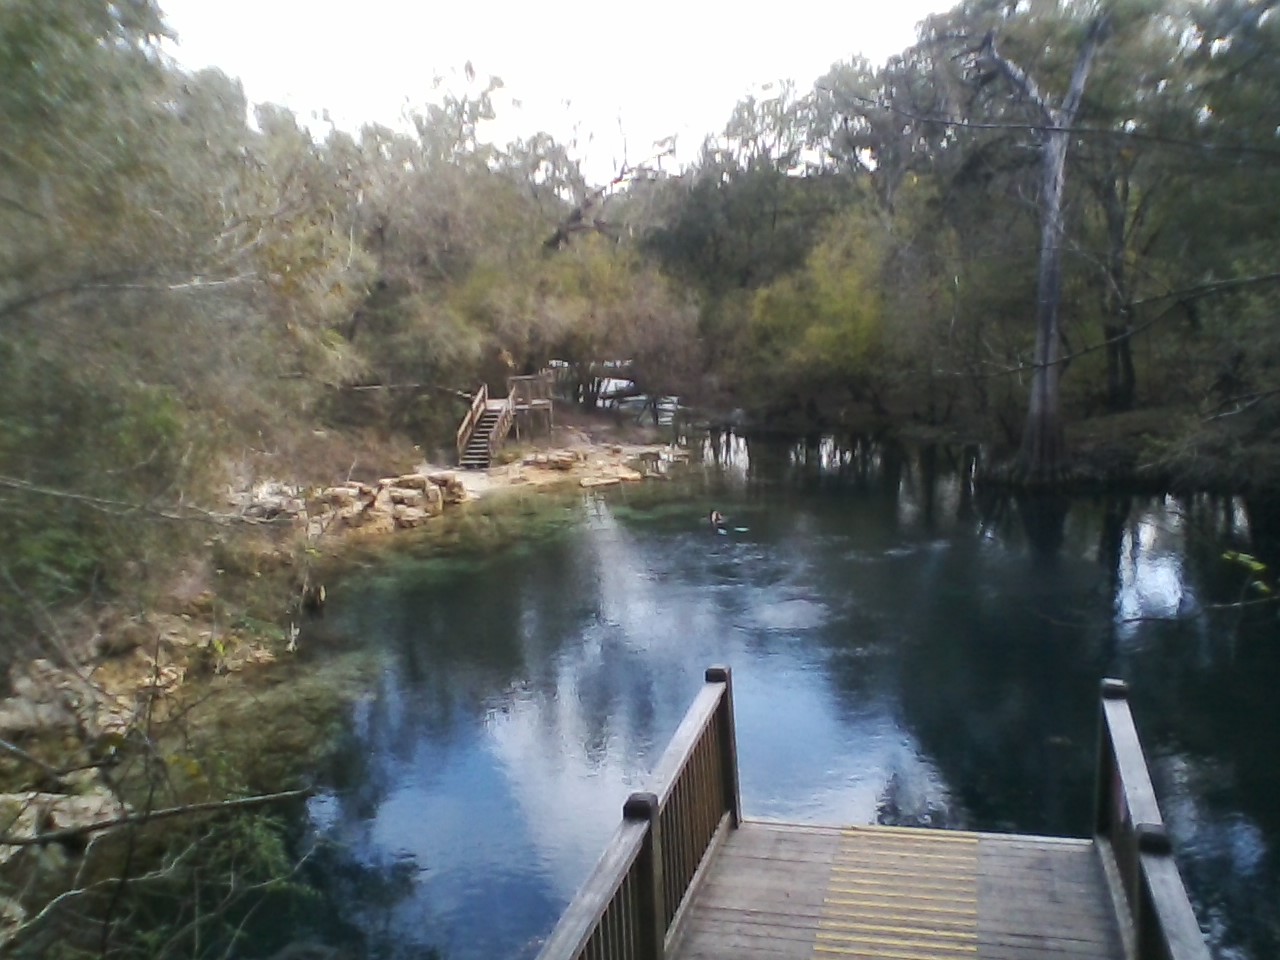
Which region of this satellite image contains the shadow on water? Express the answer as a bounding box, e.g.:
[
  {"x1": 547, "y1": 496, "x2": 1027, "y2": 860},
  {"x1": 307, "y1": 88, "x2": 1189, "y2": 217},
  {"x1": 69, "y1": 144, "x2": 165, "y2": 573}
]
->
[{"x1": 267, "y1": 433, "x2": 1279, "y2": 960}]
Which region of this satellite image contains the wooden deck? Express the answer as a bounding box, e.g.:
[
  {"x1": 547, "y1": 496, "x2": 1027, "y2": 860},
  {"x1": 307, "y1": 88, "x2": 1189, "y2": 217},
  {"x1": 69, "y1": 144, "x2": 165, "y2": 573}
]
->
[
  {"x1": 671, "y1": 821, "x2": 1124, "y2": 960},
  {"x1": 534, "y1": 671, "x2": 1210, "y2": 960}
]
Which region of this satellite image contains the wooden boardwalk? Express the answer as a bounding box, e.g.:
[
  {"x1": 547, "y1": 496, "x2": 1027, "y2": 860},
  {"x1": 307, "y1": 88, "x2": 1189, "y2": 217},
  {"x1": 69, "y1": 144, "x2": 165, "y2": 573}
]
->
[
  {"x1": 671, "y1": 822, "x2": 1124, "y2": 960},
  {"x1": 534, "y1": 671, "x2": 1210, "y2": 960}
]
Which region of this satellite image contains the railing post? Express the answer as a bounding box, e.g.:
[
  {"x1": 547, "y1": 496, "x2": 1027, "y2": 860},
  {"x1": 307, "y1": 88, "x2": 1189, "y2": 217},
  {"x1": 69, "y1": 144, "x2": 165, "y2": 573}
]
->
[
  {"x1": 704, "y1": 666, "x2": 741, "y2": 828},
  {"x1": 1095, "y1": 677, "x2": 1128, "y2": 837},
  {"x1": 623, "y1": 791, "x2": 665, "y2": 960}
]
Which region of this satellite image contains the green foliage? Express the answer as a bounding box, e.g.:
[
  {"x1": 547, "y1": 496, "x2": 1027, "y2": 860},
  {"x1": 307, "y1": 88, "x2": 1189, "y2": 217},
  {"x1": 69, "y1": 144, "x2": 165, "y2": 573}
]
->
[
  {"x1": 737, "y1": 204, "x2": 887, "y2": 412},
  {"x1": 1223, "y1": 550, "x2": 1275, "y2": 597},
  {"x1": 0, "y1": 350, "x2": 195, "y2": 627}
]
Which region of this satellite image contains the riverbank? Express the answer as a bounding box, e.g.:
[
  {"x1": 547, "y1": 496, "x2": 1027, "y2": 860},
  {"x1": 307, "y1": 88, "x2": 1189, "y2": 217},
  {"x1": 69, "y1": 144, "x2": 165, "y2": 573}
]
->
[
  {"x1": 0, "y1": 407, "x2": 691, "y2": 952},
  {"x1": 0, "y1": 411, "x2": 685, "y2": 787}
]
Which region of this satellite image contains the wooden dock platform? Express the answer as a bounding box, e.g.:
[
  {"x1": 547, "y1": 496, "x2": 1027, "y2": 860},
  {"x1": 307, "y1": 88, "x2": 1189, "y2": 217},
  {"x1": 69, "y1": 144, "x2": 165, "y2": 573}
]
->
[
  {"x1": 672, "y1": 822, "x2": 1123, "y2": 960},
  {"x1": 535, "y1": 670, "x2": 1211, "y2": 960}
]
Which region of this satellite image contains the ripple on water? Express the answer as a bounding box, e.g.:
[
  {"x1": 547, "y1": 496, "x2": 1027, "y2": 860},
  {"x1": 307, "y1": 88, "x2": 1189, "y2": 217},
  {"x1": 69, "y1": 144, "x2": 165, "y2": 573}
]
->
[{"x1": 747, "y1": 597, "x2": 828, "y2": 631}]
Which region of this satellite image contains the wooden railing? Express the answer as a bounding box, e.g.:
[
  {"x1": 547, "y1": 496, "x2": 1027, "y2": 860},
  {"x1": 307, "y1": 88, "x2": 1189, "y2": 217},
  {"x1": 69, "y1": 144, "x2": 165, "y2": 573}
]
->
[
  {"x1": 1094, "y1": 678, "x2": 1211, "y2": 960},
  {"x1": 536, "y1": 667, "x2": 740, "y2": 960},
  {"x1": 455, "y1": 382, "x2": 487, "y2": 462},
  {"x1": 488, "y1": 393, "x2": 515, "y2": 460},
  {"x1": 508, "y1": 370, "x2": 554, "y2": 406}
]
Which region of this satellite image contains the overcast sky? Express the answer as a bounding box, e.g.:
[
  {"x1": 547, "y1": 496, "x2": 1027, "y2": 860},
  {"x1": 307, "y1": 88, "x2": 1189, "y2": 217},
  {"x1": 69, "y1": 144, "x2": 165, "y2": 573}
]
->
[{"x1": 160, "y1": 0, "x2": 952, "y2": 180}]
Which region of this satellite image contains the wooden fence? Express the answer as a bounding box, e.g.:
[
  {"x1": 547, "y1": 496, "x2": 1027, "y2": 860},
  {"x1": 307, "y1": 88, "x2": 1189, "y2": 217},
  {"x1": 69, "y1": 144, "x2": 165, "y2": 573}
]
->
[
  {"x1": 535, "y1": 667, "x2": 740, "y2": 960},
  {"x1": 1095, "y1": 678, "x2": 1211, "y2": 960}
]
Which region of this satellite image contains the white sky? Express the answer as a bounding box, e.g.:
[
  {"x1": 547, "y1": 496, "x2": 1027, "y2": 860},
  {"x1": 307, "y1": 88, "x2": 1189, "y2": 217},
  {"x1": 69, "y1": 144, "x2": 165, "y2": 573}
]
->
[{"x1": 159, "y1": 0, "x2": 952, "y2": 182}]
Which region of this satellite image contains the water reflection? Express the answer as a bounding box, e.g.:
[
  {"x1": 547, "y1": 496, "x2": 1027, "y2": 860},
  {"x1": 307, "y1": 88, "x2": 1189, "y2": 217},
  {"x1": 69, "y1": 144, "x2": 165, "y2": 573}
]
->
[{"x1": 295, "y1": 436, "x2": 1279, "y2": 960}]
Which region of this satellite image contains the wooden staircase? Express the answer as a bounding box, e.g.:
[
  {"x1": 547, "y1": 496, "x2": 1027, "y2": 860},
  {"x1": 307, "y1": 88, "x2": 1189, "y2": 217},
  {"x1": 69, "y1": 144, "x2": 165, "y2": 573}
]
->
[
  {"x1": 455, "y1": 374, "x2": 553, "y2": 470},
  {"x1": 460, "y1": 406, "x2": 501, "y2": 469},
  {"x1": 456, "y1": 383, "x2": 515, "y2": 470}
]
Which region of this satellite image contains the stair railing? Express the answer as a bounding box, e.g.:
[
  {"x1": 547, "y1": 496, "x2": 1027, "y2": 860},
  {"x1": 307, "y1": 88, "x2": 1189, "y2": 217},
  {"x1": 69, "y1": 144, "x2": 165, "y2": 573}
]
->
[
  {"x1": 456, "y1": 383, "x2": 488, "y2": 463},
  {"x1": 487, "y1": 393, "x2": 516, "y2": 461}
]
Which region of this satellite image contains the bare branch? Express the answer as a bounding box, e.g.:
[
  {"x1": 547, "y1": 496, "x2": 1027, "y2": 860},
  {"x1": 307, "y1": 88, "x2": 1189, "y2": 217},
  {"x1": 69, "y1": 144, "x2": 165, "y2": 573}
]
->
[
  {"x1": 0, "y1": 737, "x2": 63, "y2": 779},
  {"x1": 981, "y1": 30, "x2": 1052, "y2": 123},
  {"x1": 0, "y1": 475, "x2": 284, "y2": 526},
  {"x1": 844, "y1": 97, "x2": 1280, "y2": 160},
  {"x1": 1061, "y1": 17, "x2": 1111, "y2": 120},
  {"x1": 1204, "y1": 387, "x2": 1280, "y2": 421},
  {"x1": 0, "y1": 788, "x2": 309, "y2": 848}
]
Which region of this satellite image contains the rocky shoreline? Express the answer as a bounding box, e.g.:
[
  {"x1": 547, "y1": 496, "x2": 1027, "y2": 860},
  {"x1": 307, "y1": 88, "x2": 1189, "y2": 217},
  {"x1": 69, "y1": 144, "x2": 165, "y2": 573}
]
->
[{"x1": 0, "y1": 436, "x2": 687, "y2": 917}]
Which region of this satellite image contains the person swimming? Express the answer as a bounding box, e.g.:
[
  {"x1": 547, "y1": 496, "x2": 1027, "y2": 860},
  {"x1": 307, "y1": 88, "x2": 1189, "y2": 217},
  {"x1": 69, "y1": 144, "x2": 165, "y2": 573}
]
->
[{"x1": 709, "y1": 509, "x2": 726, "y2": 528}]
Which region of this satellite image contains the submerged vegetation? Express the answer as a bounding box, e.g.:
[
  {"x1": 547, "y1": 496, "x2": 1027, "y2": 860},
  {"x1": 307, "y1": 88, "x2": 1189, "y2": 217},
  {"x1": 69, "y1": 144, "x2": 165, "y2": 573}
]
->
[{"x1": 1, "y1": 0, "x2": 1279, "y2": 954}]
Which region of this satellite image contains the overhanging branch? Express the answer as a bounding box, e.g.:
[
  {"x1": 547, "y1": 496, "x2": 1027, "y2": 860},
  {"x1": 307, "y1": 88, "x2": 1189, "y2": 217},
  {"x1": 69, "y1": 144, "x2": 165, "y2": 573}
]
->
[{"x1": 0, "y1": 788, "x2": 310, "y2": 848}]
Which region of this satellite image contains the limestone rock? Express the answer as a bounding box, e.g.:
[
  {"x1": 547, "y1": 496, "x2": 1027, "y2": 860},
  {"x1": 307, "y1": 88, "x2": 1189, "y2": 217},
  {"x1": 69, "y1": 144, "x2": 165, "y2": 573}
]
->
[
  {"x1": 0, "y1": 697, "x2": 76, "y2": 737},
  {"x1": 228, "y1": 481, "x2": 305, "y2": 520},
  {"x1": 392, "y1": 505, "x2": 430, "y2": 528},
  {"x1": 391, "y1": 473, "x2": 432, "y2": 491},
  {"x1": 0, "y1": 789, "x2": 129, "y2": 865},
  {"x1": 428, "y1": 471, "x2": 468, "y2": 503},
  {"x1": 388, "y1": 488, "x2": 426, "y2": 508},
  {"x1": 318, "y1": 485, "x2": 361, "y2": 509}
]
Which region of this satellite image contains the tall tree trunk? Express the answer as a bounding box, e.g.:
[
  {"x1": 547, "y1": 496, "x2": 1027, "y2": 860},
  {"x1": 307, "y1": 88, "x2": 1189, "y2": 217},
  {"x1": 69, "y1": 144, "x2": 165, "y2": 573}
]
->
[
  {"x1": 984, "y1": 18, "x2": 1109, "y2": 482},
  {"x1": 1101, "y1": 173, "x2": 1137, "y2": 411},
  {"x1": 1022, "y1": 131, "x2": 1070, "y2": 476}
]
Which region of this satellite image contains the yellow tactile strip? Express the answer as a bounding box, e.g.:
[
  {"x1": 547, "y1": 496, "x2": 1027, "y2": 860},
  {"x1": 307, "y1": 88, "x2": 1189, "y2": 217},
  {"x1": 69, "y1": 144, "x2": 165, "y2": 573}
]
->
[{"x1": 815, "y1": 826, "x2": 980, "y2": 959}]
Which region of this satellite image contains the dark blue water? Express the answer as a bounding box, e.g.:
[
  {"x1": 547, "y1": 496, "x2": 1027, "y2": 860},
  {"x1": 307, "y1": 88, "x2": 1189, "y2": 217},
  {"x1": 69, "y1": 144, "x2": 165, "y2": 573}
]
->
[{"x1": 287, "y1": 437, "x2": 1280, "y2": 960}]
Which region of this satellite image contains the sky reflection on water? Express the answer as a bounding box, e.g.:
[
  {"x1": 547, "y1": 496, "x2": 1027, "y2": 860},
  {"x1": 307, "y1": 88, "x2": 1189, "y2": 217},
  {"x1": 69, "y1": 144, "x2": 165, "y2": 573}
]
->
[{"x1": 299, "y1": 437, "x2": 1279, "y2": 960}]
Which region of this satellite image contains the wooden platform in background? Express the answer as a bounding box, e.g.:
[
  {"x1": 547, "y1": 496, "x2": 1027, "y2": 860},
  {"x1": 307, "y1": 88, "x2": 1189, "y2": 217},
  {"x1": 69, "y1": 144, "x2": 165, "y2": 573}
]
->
[{"x1": 669, "y1": 821, "x2": 1125, "y2": 960}]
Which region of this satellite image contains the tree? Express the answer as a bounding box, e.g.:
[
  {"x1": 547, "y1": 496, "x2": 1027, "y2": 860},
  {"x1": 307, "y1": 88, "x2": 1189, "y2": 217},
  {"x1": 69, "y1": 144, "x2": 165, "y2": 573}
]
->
[{"x1": 980, "y1": 15, "x2": 1110, "y2": 480}]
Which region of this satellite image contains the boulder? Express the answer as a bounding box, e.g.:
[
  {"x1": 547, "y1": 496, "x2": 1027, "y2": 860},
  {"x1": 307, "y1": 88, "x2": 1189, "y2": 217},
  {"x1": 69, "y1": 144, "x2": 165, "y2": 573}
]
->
[
  {"x1": 229, "y1": 481, "x2": 305, "y2": 520},
  {"x1": 424, "y1": 484, "x2": 444, "y2": 516},
  {"x1": 391, "y1": 474, "x2": 432, "y2": 491},
  {"x1": 549, "y1": 452, "x2": 577, "y2": 471},
  {"x1": 388, "y1": 488, "x2": 426, "y2": 508},
  {"x1": 318, "y1": 485, "x2": 361, "y2": 509},
  {"x1": 392, "y1": 504, "x2": 431, "y2": 528},
  {"x1": 427, "y1": 472, "x2": 468, "y2": 504},
  {"x1": 0, "y1": 698, "x2": 76, "y2": 737}
]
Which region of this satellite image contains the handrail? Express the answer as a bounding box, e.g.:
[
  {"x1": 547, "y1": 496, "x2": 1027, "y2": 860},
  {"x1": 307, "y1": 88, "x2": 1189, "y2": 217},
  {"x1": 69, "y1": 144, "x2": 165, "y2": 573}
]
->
[
  {"x1": 535, "y1": 818, "x2": 650, "y2": 960},
  {"x1": 487, "y1": 392, "x2": 515, "y2": 460},
  {"x1": 508, "y1": 370, "x2": 553, "y2": 405},
  {"x1": 455, "y1": 383, "x2": 487, "y2": 462},
  {"x1": 1094, "y1": 679, "x2": 1211, "y2": 960},
  {"x1": 535, "y1": 666, "x2": 740, "y2": 960}
]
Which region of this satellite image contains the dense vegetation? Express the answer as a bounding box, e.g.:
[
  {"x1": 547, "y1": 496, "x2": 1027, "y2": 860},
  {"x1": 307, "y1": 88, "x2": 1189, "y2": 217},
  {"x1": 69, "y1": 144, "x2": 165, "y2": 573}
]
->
[
  {"x1": 4, "y1": 0, "x2": 1279, "y2": 630},
  {"x1": 0, "y1": 0, "x2": 1278, "y2": 951}
]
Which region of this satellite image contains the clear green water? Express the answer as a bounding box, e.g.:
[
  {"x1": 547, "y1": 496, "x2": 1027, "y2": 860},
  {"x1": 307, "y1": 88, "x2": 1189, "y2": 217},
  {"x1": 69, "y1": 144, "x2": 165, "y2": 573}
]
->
[{"x1": 280, "y1": 437, "x2": 1280, "y2": 960}]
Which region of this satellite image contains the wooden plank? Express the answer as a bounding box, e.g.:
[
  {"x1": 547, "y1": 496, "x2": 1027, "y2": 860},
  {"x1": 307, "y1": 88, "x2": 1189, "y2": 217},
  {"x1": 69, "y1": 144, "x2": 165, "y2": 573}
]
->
[
  {"x1": 977, "y1": 834, "x2": 1124, "y2": 960},
  {"x1": 1139, "y1": 852, "x2": 1212, "y2": 960},
  {"x1": 1102, "y1": 696, "x2": 1163, "y2": 827},
  {"x1": 691, "y1": 905, "x2": 979, "y2": 933},
  {"x1": 670, "y1": 821, "x2": 1130, "y2": 960}
]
